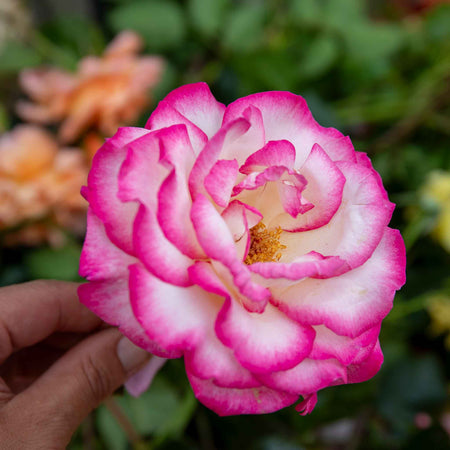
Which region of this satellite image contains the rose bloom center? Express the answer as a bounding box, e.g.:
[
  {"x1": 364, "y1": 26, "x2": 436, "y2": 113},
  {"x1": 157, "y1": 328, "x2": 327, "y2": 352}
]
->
[{"x1": 244, "y1": 222, "x2": 286, "y2": 265}]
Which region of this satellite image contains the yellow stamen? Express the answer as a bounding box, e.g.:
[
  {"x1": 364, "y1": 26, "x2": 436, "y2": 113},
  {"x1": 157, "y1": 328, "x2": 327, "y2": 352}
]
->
[{"x1": 244, "y1": 223, "x2": 286, "y2": 265}]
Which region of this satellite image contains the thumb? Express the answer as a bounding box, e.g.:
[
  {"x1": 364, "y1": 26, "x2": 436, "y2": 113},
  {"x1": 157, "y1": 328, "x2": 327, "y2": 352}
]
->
[{"x1": 1, "y1": 328, "x2": 151, "y2": 449}]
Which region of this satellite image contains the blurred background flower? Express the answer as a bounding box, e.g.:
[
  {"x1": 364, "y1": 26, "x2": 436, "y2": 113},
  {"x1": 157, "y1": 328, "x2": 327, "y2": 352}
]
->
[
  {"x1": 0, "y1": 125, "x2": 87, "y2": 245},
  {"x1": 421, "y1": 171, "x2": 450, "y2": 252},
  {"x1": 17, "y1": 30, "x2": 165, "y2": 144},
  {"x1": 0, "y1": 0, "x2": 448, "y2": 449}
]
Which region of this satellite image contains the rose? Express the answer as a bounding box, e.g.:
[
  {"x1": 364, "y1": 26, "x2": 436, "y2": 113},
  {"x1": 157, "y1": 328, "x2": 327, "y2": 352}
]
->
[{"x1": 79, "y1": 83, "x2": 406, "y2": 416}]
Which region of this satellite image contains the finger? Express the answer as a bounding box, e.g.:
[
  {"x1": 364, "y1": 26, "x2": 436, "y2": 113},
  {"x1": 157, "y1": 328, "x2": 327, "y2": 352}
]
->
[
  {"x1": 0, "y1": 280, "x2": 102, "y2": 363},
  {"x1": 0, "y1": 345, "x2": 66, "y2": 394},
  {"x1": 0, "y1": 378, "x2": 13, "y2": 406},
  {"x1": 1, "y1": 329, "x2": 151, "y2": 448}
]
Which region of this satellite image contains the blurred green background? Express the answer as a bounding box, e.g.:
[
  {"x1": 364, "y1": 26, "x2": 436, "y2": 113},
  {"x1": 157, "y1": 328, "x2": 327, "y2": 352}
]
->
[{"x1": 0, "y1": 0, "x2": 449, "y2": 449}]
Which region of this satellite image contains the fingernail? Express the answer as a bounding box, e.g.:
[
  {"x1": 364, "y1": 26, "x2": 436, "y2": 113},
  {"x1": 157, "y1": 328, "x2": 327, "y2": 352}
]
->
[{"x1": 117, "y1": 336, "x2": 151, "y2": 375}]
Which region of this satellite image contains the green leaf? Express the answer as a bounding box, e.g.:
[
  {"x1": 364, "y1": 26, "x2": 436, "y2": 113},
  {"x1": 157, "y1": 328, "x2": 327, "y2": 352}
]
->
[
  {"x1": 299, "y1": 34, "x2": 338, "y2": 79},
  {"x1": 118, "y1": 376, "x2": 184, "y2": 436},
  {"x1": 154, "y1": 390, "x2": 197, "y2": 440},
  {"x1": 188, "y1": 0, "x2": 229, "y2": 38},
  {"x1": 25, "y1": 243, "x2": 82, "y2": 281},
  {"x1": 40, "y1": 16, "x2": 105, "y2": 58},
  {"x1": 0, "y1": 41, "x2": 42, "y2": 73},
  {"x1": 223, "y1": 3, "x2": 266, "y2": 53},
  {"x1": 323, "y1": 0, "x2": 365, "y2": 29},
  {"x1": 108, "y1": 0, "x2": 186, "y2": 51},
  {"x1": 289, "y1": 0, "x2": 322, "y2": 25},
  {"x1": 425, "y1": 4, "x2": 450, "y2": 42},
  {"x1": 232, "y1": 50, "x2": 299, "y2": 91},
  {"x1": 96, "y1": 405, "x2": 128, "y2": 450}
]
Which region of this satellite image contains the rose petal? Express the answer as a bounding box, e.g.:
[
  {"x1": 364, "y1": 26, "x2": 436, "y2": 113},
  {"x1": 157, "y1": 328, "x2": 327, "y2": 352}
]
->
[
  {"x1": 187, "y1": 372, "x2": 298, "y2": 416},
  {"x1": 216, "y1": 298, "x2": 315, "y2": 374},
  {"x1": 347, "y1": 340, "x2": 384, "y2": 383},
  {"x1": 280, "y1": 161, "x2": 395, "y2": 270},
  {"x1": 133, "y1": 205, "x2": 192, "y2": 286},
  {"x1": 189, "y1": 118, "x2": 251, "y2": 199},
  {"x1": 240, "y1": 139, "x2": 296, "y2": 174},
  {"x1": 277, "y1": 144, "x2": 346, "y2": 231},
  {"x1": 204, "y1": 159, "x2": 239, "y2": 208},
  {"x1": 219, "y1": 105, "x2": 266, "y2": 164},
  {"x1": 146, "y1": 83, "x2": 225, "y2": 153},
  {"x1": 274, "y1": 228, "x2": 406, "y2": 338},
  {"x1": 310, "y1": 324, "x2": 381, "y2": 365},
  {"x1": 87, "y1": 127, "x2": 150, "y2": 254},
  {"x1": 221, "y1": 200, "x2": 262, "y2": 260},
  {"x1": 296, "y1": 393, "x2": 318, "y2": 415},
  {"x1": 223, "y1": 92, "x2": 356, "y2": 166},
  {"x1": 78, "y1": 279, "x2": 176, "y2": 357},
  {"x1": 158, "y1": 168, "x2": 205, "y2": 259},
  {"x1": 258, "y1": 358, "x2": 347, "y2": 395},
  {"x1": 249, "y1": 252, "x2": 348, "y2": 282},
  {"x1": 185, "y1": 333, "x2": 260, "y2": 389},
  {"x1": 129, "y1": 264, "x2": 221, "y2": 354},
  {"x1": 125, "y1": 356, "x2": 167, "y2": 397},
  {"x1": 148, "y1": 82, "x2": 225, "y2": 139},
  {"x1": 191, "y1": 194, "x2": 270, "y2": 312},
  {"x1": 80, "y1": 208, "x2": 136, "y2": 281}
]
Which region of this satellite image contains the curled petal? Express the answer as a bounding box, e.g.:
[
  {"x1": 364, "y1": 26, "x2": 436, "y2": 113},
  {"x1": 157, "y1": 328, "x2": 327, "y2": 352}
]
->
[
  {"x1": 274, "y1": 228, "x2": 406, "y2": 338},
  {"x1": 158, "y1": 168, "x2": 205, "y2": 259},
  {"x1": 133, "y1": 205, "x2": 192, "y2": 286},
  {"x1": 310, "y1": 324, "x2": 380, "y2": 365},
  {"x1": 204, "y1": 159, "x2": 239, "y2": 207},
  {"x1": 221, "y1": 200, "x2": 262, "y2": 260},
  {"x1": 258, "y1": 358, "x2": 347, "y2": 396},
  {"x1": 189, "y1": 118, "x2": 251, "y2": 199},
  {"x1": 355, "y1": 151, "x2": 389, "y2": 201},
  {"x1": 147, "y1": 82, "x2": 225, "y2": 139},
  {"x1": 187, "y1": 372, "x2": 298, "y2": 416},
  {"x1": 347, "y1": 340, "x2": 384, "y2": 383},
  {"x1": 78, "y1": 279, "x2": 176, "y2": 357},
  {"x1": 80, "y1": 209, "x2": 136, "y2": 281},
  {"x1": 277, "y1": 144, "x2": 346, "y2": 231},
  {"x1": 220, "y1": 105, "x2": 266, "y2": 164},
  {"x1": 191, "y1": 194, "x2": 270, "y2": 311},
  {"x1": 240, "y1": 140, "x2": 296, "y2": 174},
  {"x1": 223, "y1": 92, "x2": 356, "y2": 166},
  {"x1": 146, "y1": 101, "x2": 207, "y2": 153},
  {"x1": 249, "y1": 252, "x2": 348, "y2": 282},
  {"x1": 125, "y1": 357, "x2": 167, "y2": 397},
  {"x1": 216, "y1": 298, "x2": 315, "y2": 374},
  {"x1": 129, "y1": 264, "x2": 220, "y2": 354},
  {"x1": 87, "y1": 127, "x2": 150, "y2": 254},
  {"x1": 118, "y1": 130, "x2": 167, "y2": 208},
  {"x1": 295, "y1": 393, "x2": 318, "y2": 415},
  {"x1": 281, "y1": 161, "x2": 395, "y2": 270}
]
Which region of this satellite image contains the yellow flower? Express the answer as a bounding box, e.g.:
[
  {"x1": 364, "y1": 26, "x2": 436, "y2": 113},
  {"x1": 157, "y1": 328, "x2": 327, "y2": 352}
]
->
[
  {"x1": 421, "y1": 171, "x2": 450, "y2": 252},
  {"x1": 427, "y1": 294, "x2": 450, "y2": 349}
]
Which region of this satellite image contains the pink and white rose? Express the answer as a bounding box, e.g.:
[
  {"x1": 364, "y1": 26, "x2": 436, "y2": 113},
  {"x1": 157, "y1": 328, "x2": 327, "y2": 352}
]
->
[{"x1": 79, "y1": 83, "x2": 406, "y2": 416}]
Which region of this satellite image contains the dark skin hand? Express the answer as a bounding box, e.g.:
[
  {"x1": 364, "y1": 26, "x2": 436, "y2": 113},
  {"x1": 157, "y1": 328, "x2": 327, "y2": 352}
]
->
[{"x1": 0, "y1": 280, "x2": 151, "y2": 450}]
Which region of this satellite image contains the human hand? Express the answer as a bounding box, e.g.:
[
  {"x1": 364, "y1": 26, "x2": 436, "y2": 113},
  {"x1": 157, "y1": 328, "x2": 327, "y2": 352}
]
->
[{"x1": 0, "y1": 280, "x2": 151, "y2": 449}]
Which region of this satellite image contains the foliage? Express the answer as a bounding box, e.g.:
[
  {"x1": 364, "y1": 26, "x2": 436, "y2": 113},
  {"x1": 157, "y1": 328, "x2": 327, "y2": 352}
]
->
[{"x1": 0, "y1": 0, "x2": 449, "y2": 449}]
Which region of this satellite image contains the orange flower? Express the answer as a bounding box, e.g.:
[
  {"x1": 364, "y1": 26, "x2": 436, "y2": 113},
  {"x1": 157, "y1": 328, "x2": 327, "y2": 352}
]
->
[
  {"x1": 0, "y1": 125, "x2": 87, "y2": 233},
  {"x1": 17, "y1": 31, "x2": 165, "y2": 144}
]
